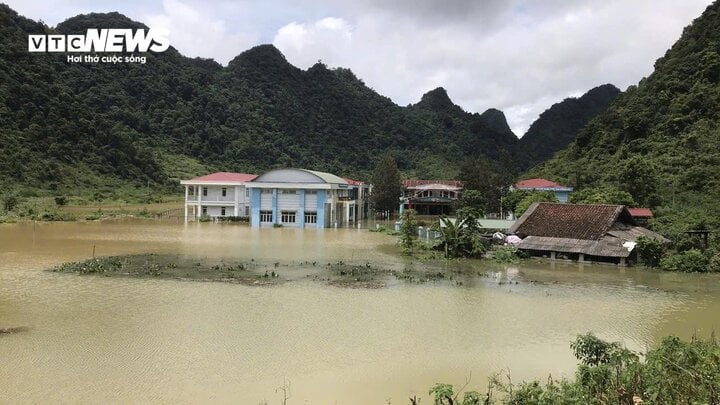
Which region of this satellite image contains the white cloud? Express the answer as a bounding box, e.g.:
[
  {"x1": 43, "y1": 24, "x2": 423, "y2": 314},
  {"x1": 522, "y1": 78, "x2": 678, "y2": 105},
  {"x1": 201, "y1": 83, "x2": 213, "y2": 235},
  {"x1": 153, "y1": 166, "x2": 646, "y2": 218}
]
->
[{"x1": 143, "y1": 0, "x2": 258, "y2": 65}]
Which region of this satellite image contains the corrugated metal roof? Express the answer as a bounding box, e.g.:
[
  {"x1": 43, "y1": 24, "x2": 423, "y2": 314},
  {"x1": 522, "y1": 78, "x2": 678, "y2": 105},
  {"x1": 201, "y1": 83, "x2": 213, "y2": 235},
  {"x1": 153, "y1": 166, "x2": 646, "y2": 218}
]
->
[
  {"x1": 252, "y1": 168, "x2": 348, "y2": 184},
  {"x1": 518, "y1": 236, "x2": 632, "y2": 258}
]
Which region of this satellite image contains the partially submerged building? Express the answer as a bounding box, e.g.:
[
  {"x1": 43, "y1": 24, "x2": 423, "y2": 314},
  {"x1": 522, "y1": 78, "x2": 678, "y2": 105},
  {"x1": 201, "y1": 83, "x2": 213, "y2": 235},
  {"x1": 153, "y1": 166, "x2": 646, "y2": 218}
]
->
[
  {"x1": 180, "y1": 172, "x2": 257, "y2": 221},
  {"x1": 508, "y1": 202, "x2": 668, "y2": 265},
  {"x1": 513, "y1": 178, "x2": 573, "y2": 202},
  {"x1": 246, "y1": 169, "x2": 368, "y2": 228},
  {"x1": 401, "y1": 179, "x2": 463, "y2": 215},
  {"x1": 181, "y1": 169, "x2": 368, "y2": 228}
]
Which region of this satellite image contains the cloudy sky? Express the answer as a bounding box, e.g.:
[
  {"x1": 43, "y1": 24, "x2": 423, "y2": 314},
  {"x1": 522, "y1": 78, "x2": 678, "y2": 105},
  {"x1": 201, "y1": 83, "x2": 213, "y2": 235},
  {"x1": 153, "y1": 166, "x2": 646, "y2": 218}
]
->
[{"x1": 6, "y1": 0, "x2": 713, "y2": 136}]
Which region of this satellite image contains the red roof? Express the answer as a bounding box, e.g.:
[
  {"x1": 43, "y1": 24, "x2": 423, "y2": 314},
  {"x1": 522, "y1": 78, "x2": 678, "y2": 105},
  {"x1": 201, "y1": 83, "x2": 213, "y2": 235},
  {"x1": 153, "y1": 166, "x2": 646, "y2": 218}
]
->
[
  {"x1": 190, "y1": 172, "x2": 257, "y2": 182},
  {"x1": 628, "y1": 208, "x2": 653, "y2": 218},
  {"x1": 343, "y1": 177, "x2": 366, "y2": 186},
  {"x1": 515, "y1": 178, "x2": 570, "y2": 189},
  {"x1": 403, "y1": 179, "x2": 463, "y2": 188}
]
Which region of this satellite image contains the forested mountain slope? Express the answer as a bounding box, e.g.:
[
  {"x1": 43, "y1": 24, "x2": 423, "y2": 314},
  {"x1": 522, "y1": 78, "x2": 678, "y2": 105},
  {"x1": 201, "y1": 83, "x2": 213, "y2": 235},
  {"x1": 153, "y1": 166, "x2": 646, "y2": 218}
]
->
[
  {"x1": 516, "y1": 84, "x2": 620, "y2": 170},
  {"x1": 532, "y1": 1, "x2": 720, "y2": 237}
]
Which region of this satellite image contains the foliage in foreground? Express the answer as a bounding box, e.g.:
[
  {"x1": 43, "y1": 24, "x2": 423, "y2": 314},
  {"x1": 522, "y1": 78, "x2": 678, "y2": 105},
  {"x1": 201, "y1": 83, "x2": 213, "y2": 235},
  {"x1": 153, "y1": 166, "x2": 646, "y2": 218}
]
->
[{"x1": 427, "y1": 333, "x2": 720, "y2": 405}]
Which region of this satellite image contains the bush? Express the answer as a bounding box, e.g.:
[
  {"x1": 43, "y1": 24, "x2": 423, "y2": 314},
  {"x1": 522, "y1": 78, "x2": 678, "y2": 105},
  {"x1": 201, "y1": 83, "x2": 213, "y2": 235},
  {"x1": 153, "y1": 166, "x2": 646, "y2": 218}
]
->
[
  {"x1": 54, "y1": 196, "x2": 68, "y2": 206},
  {"x1": 491, "y1": 245, "x2": 524, "y2": 263},
  {"x1": 3, "y1": 194, "x2": 19, "y2": 212},
  {"x1": 636, "y1": 235, "x2": 665, "y2": 267},
  {"x1": 660, "y1": 249, "x2": 709, "y2": 272}
]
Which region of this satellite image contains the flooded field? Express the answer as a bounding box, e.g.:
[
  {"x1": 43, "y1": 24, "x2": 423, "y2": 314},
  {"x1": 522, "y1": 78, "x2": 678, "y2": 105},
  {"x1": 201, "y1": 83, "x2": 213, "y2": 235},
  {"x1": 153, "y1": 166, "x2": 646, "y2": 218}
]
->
[{"x1": 1, "y1": 220, "x2": 718, "y2": 404}]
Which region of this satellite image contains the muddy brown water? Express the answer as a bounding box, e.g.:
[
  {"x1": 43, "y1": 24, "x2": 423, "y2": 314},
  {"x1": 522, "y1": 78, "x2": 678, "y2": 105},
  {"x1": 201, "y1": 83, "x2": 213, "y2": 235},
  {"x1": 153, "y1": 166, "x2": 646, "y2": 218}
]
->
[{"x1": 1, "y1": 219, "x2": 718, "y2": 404}]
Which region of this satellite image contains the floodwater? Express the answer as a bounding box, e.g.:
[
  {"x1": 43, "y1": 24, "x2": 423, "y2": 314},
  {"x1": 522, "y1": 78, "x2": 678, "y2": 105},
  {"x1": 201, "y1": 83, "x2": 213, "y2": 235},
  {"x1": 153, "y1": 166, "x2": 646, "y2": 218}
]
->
[{"x1": 1, "y1": 220, "x2": 718, "y2": 404}]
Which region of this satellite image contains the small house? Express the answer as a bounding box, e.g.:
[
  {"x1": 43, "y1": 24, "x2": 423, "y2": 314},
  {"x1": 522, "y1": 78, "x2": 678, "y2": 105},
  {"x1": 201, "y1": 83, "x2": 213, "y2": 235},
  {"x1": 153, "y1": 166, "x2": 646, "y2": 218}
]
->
[
  {"x1": 628, "y1": 208, "x2": 653, "y2": 225},
  {"x1": 508, "y1": 202, "x2": 668, "y2": 266},
  {"x1": 513, "y1": 178, "x2": 573, "y2": 202}
]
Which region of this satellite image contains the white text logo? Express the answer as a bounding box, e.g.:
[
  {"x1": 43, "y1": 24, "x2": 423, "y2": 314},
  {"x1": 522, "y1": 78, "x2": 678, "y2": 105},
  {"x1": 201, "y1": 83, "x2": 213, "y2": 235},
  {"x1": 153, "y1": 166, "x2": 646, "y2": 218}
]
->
[{"x1": 28, "y1": 29, "x2": 170, "y2": 53}]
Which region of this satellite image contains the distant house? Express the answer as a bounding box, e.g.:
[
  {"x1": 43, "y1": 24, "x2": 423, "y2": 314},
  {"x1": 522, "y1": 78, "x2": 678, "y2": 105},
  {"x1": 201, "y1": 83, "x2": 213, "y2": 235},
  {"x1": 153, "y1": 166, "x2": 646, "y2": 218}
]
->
[
  {"x1": 246, "y1": 168, "x2": 369, "y2": 228},
  {"x1": 508, "y1": 202, "x2": 668, "y2": 266},
  {"x1": 513, "y1": 178, "x2": 573, "y2": 202},
  {"x1": 180, "y1": 172, "x2": 257, "y2": 221},
  {"x1": 401, "y1": 179, "x2": 463, "y2": 215},
  {"x1": 628, "y1": 208, "x2": 653, "y2": 225}
]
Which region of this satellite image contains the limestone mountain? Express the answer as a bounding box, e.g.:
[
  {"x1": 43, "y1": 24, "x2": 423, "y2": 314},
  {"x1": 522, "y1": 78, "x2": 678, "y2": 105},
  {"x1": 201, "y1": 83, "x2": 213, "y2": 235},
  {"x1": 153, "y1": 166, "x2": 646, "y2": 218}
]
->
[
  {"x1": 532, "y1": 1, "x2": 720, "y2": 235},
  {"x1": 516, "y1": 84, "x2": 620, "y2": 170}
]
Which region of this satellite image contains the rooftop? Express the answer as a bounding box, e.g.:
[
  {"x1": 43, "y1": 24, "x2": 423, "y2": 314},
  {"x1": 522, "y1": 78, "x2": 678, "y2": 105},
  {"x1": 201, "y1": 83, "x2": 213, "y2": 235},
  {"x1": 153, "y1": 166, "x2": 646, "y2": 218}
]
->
[
  {"x1": 515, "y1": 178, "x2": 572, "y2": 190},
  {"x1": 185, "y1": 172, "x2": 257, "y2": 183},
  {"x1": 509, "y1": 202, "x2": 634, "y2": 240},
  {"x1": 628, "y1": 208, "x2": 653, "y2": 218},
  {"x1": 403, "y1": 179, "x2": 463, "y2": 188}
]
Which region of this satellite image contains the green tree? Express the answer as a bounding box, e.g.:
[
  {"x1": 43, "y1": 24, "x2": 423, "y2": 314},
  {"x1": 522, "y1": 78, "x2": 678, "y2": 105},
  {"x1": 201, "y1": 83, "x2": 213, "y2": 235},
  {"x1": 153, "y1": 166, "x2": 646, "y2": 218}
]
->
[
  {"x1": 459, "y1": 158, "x2": 513, "y2": 214},
  {"x1": 570, "y1": 186, "x2": 636, "y2": 206},
  {"x1": 399, "y1": 209, "x2": 417, "y2": 255},
  {"x1": 370, "y1": 154, "x2": 402, "y2": 214},
  {"x1": 515, "y1": 191, "x2": 558, "y2": 216},
  {"x1": 620, "y1": 157, "x2": 660, "y2": 207}
]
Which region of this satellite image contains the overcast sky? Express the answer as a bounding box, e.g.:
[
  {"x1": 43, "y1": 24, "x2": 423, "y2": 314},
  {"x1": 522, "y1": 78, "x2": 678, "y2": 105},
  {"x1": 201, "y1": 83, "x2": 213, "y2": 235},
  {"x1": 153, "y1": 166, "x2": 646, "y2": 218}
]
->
[{"x1": 6, "y1": 0, "x2": 713, "y2": 136}]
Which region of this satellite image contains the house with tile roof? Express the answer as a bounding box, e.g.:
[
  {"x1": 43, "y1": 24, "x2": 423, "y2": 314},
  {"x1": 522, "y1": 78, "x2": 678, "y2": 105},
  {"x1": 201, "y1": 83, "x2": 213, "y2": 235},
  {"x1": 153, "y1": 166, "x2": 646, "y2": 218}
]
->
[
  {"x1": 508, "y1": 202, "x2": 668, "y2": 265},
  {"x1": 513, "y1": 178, "x2": 573, "y2": 202}
]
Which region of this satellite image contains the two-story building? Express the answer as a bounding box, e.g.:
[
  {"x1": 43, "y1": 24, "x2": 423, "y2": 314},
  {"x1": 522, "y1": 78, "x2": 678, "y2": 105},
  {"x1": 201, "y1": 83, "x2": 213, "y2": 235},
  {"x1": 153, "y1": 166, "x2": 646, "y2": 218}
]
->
[
  {"x1": 401, "y1": 179, "x2": 463, "y2": 215},
  {"x1": 180, "y1": 172, "x2": 257, "y2": 222},
  {"x1": 246, "y1": 168, "x2": 368, "y2": 228}
]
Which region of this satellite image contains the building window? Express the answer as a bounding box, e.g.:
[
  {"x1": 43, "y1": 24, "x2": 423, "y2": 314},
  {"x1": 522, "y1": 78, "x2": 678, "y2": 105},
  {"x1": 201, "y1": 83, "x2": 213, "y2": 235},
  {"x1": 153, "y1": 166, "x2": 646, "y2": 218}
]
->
[
  {"x1": 221, "y1": 187, "x2": 227, "y2": 197},
  {"x1": 260, "y1": 210, "x2": 272, "y2": 222},
  {"x1": 279, "y1": 189, "x2": 297, "y2": 194},
  {"x1": 245, "y1": 206, "x2": 249, "y2": 216},
  {"x1": 246, "y1": 189, "x2": 250, "y2": 197},
  {"x1": 420, "y1": 190, "x2": 432, "y2": 198},
  {"x1": 306, "y1": 190, "x2": 317, "y2": 195},
  {"x1": 440, "y1": 191, "x2": 456, "y2": 199},
  {"x1": 221, "y1": 207, "x2": 226, "y2": 216},
  {"x1": 188, "y1": 187, "x2": 194, "y2": 196},
  {"x1": 262, "y1": 189, "x2": 272, "y2": 194},
  {"x1": 281, "y1": 211, "x2": 296, "y2": 223},
  {"x1": 202, "y1": 187, "x2": 208, "y2": 197},
  {"x1": 202, "y1": 206, "x2": 207, "y2": 215},
  {"x1": 304, "y1": 212, "x2": 317, "y2": 224}
]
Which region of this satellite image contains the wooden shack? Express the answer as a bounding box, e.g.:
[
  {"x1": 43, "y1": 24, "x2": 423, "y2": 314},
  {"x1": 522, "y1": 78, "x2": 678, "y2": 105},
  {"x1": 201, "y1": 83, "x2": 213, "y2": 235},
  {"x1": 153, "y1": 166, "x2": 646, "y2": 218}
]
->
[{"x1": 508, "y1": 203, "x2": 668, "y2": 266}]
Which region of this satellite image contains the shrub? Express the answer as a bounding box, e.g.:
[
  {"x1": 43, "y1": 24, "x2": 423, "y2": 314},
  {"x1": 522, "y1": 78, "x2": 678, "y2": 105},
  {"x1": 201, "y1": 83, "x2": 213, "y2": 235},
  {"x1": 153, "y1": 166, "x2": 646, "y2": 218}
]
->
[
  {"x1": 636, "y1": 235, "x2": 665, "y2": 267},
  {"x1": 3, "y1": 194, "x2": 19, "y2": 212},
  {"x1": 660, "y1": 249, "x2": 709, "y2": 272}
]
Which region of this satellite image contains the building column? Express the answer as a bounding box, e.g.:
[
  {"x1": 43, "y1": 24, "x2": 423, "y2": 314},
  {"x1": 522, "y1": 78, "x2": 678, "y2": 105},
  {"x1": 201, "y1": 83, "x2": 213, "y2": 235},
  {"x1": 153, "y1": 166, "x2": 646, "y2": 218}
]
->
[
  {"x1": 619, "y1": 257, "x2": 627, "y2": 266},
  {"x1": 184, "y1": 185, "x2": 189, "y2": 223},
  {"x1": 550, "y1": 251, "x2": 556, "y2": 260},
  {"x1": 250, "y1": 188, "x2": 261, "y2": 228},
  {"x1": 196, "y1": 185, "x2": 202, "y2": 220},
  {"x1": 317, "y1": 190, "x2": 326, "y2": 229},
  {"x1": 233, "y1": 186, "x2": 239, "y2": 216},
  {"x1": 272, "y1": 188, "x2": 278, "y2": 225},
  {"x1": 298, "y1": 189, "x2": 306, "y2": 228},
  {"x1": 579, "y1": 253, "x2": 585, "y2": 263}
]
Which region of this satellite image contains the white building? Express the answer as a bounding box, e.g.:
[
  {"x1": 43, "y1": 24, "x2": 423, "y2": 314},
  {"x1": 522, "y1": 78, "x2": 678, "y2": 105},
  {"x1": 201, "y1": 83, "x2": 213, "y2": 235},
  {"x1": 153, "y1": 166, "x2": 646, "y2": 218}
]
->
[
  {"x1": 180, "y1": 169, "x2": 369, "y2": 228},
  {"x1": 180, "y1": 172, "x2": 257, "y2": 221}
]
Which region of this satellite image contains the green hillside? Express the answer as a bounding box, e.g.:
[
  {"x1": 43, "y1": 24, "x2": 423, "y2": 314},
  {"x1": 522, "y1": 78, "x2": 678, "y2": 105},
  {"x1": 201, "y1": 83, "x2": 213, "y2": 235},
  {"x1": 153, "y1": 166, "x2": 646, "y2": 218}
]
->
[
  {"x1": 516, "y1": 84, "x2": 620, "y2": 170},
  {"x1": 532, "y1": 1, "x2": 720, "y2": 243},
  {"x1": 0, "y1": 5, "x2": 535, "y2": 201}
]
